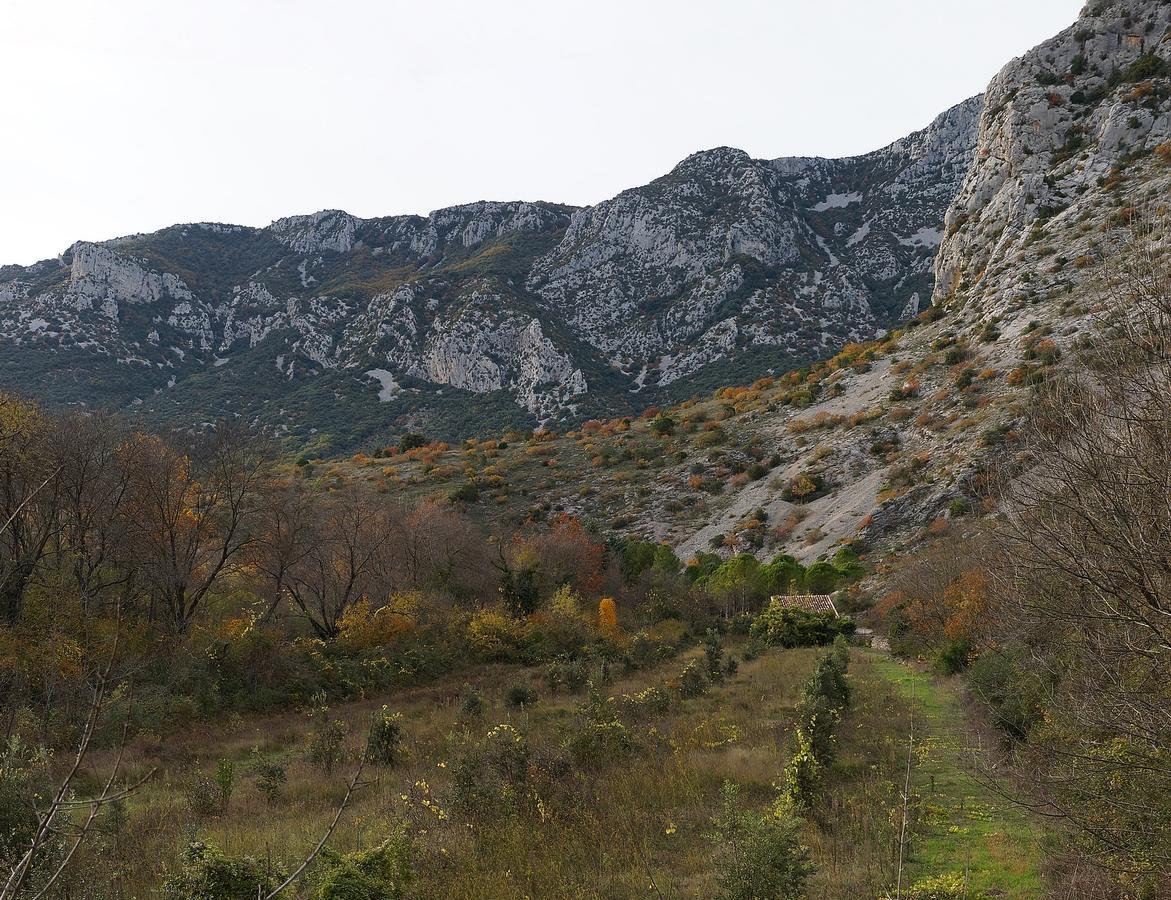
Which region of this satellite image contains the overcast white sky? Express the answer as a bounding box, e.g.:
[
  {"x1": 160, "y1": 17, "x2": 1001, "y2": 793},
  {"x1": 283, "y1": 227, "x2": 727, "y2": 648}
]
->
[{"x1": 2, "y1": 0, "x2": 1082, "y2": 266}]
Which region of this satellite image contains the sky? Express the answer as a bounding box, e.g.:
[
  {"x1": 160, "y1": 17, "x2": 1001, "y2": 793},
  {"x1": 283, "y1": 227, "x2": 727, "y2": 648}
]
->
[{"x1": 2, "y1": 0, "x2": 1082, "y2": 267}]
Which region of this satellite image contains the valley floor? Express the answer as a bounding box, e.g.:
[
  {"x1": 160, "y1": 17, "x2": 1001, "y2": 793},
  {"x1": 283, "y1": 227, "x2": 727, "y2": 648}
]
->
[{"x1": 74, "y1": 644, "x2": 1048, "y2": 898}]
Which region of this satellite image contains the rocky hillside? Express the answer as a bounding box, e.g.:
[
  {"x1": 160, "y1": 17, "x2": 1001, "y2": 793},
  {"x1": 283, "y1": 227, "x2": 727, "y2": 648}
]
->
[
  {"x1": 0, "y1": 100, "x2": 978, "y2": 450},
  {"x1": 935, "y1": 0, "x2": 1171, "y2": 316}
]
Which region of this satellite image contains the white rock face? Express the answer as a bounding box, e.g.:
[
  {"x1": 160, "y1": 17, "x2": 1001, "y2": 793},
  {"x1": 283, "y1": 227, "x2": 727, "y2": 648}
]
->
[
  {"x1": 67, "y1": 242, "x2": 193, "y2": 311},
  {"x1": 935, "y1": 0, "x2": 1171, "y2": 314},
  {"x1": 270, "y1": 210, "x2": 359, "y2": 253}
]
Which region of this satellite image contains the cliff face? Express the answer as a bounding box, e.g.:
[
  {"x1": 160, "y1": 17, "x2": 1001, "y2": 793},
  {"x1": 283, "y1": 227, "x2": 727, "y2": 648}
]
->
[
  {"x1": 0, "y1": 100, "x2": 979, "y2": 448},
  {"x1": 935, "y1": 0, "x2": 1171, "y2": 315}
]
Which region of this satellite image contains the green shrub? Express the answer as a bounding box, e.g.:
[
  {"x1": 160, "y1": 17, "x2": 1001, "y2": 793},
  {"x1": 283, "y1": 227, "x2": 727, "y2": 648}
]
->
[
  {"x1": 783, "y1": 728, "x2": 822, "y2": 812},
  {"x1": 398, "y1": 432, "x2": 426, "y2": 452},
  {"x1": 451, "y1": 724, "x2": 531, "y2": 817},
  {"x1": 365, "y1": 707, "x2": 403, "y2": 766},
  {"x1": 308, "y1": 712, "x2": 348, "y2": 776},
  {"x1": 214, "y1": 759, "x2": 234, "y2": 814},
  {"x1": 936, "y1": 639, "x2": 970, "y2": 676},
  {"x1": 163, "y1": 840, "x2": 282, "y2": 899},
  {"x1": 545, "y1": 657, "x2": 588, "y2": 694},
  {"x1": 314, "y1": 827, "x2": 412, "y2": 899},
  {"x1": 447, "y1": 482, "x2": 479, "y2": 503},
  {"x1": 505, "y1": 682, "x2": 539, "y2": 709},
  {"x1": 751, "y1": 600, "x2": 854, "y2": 648},
  {"x1": 711, "y1": 781, "x2": 812, "y2": 899},
  {"x1": 251, "y1": 751, "x2": 287, "y2": 806},
  {"x1": 966, "y1": 649, "x2": 1047, "y2": 740},
  {"x1": 568, "y1": 716, "x2": 637, "y2": 769},
  {"x1": 0, "y1": 738, "x2": 43, "y2": 870},
  {"x1": 619, "y1": 685, "x2": 671, "y2": 720},
  {"x1": 458, "y1": 685, "x2": 485, "y2": 719},
  {"x1": 679, "y1": 660, "x2": 709, "y2": 697},
  {"x1": 703, "y1": 629, "x2": 726, "y2": 682}
]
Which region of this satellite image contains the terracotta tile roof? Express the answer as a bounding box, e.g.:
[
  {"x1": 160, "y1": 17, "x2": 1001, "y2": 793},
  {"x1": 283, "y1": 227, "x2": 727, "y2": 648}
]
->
[{"x1": 770, "y1": 593, "x2": 839, "y2": 616}]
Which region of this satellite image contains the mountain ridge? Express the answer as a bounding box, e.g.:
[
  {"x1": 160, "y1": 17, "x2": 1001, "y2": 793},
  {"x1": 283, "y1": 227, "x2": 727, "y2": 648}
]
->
[{"x1": 1, "y1": 98, "x2": 981, "y2": 451}]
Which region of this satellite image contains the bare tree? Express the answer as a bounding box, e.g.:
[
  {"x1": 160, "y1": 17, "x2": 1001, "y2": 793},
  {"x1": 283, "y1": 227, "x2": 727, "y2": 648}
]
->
[
  {"x1": 121, "y1": 421, "x2": 268, "y2": 633},
  {"x1": 0, "y1": 396, "x2": 62, "y2": 627},
  {"x1": 995, "y1": 226, "x2": 1171, "y2": 880},
  {"x1": 286, "y1": 488, "x2": 393, "y2": 639}
]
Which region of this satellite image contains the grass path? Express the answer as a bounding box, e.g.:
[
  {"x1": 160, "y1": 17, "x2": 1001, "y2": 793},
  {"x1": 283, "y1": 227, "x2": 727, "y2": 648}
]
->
[{"x1": 866, "y1": 652, "x2": 1048, "y2": 899}]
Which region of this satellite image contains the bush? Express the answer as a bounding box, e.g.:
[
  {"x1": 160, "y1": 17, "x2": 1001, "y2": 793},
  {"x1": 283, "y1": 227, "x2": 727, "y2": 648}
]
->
[
  {"x1": 451, "y1": 724, "x2": 531, "y2": 817},
  {"x1": 187, "y1": 772, "x2": 223, "y2": 818},
  {"x1": 679, "y1": 660, "x2": 709, "y2": 697},
  {"x1": 0, "y1": 739, "x2": 44, "y2": 870},
  {"x1": 619, "y1": 685, "x2": 671, "y2": 720},
  {"x1": 783, "y1": 727, "x2": 822, "y2": 811},
  {"x1": 936, "y1": 639, "x2": 970, "y2": 676},
  {"x1": 711, "y1": 781, "x2": 812, "y2": 899},
  {"x1": 966, "y1": 649, "x2": 1046, "y2": 740},
  {"x1": 751, "y1": 600, "x2": 854, "y2": 648},
  {"x1": 447, "y1": 482, "x2": 479, "y2": 503},
  {"x1": 366, "y1": 707, "x2": 403, "y2": 766},
  {"x1": 568, "y1": 716, "x2": 637, "y2": 769},
  {"x1": 307, "y1": 707, "x2": 348, "y2": 776},
  {"x1": 314, "y1": 827, "x2": 412, "y2": 899},
  {"x1": 505, "y1": 682, "x2": 539, "y2": 709},
  {"x1": 458, "y1": 685, "x2": 485, "y2": 719},
  {"x1": 251, "y1": 751, "x2": 287, "y2": 806},
  {"x1": 545, "y1": 656, "x2": 589, "y2": 694},
  {"x1": 398, "y1": 432, "x2": 426, "y2": 452},
  {"x1": 163, "y1": 840, "x2": 282, "y2": 899},
  {"x1": 703, "y1": 629, "x2": 726, "y2": 682}
]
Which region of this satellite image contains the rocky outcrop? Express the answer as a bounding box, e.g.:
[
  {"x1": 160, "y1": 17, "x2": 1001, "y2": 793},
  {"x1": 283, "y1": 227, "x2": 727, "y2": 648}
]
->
[{"x1": 935, "y1": 0, "x2": 1171, "y2": 315}]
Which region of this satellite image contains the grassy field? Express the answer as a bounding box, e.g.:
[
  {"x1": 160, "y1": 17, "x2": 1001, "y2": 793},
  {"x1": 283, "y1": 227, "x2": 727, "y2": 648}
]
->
[{"x1": 66, "y1": 645, "x2": 1048, "y2": 898}]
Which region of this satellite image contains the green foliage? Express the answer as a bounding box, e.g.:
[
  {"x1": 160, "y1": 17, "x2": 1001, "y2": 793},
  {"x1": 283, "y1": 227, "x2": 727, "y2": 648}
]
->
[
  {"x1": 505, "y1": 682, "x2": 539, "y2": 709},
  {"x1": 499, "y1": 564, "x2": 539, "y2": 618},
  {"x1": 761, "y1": 554, "x2": 804, "y2": 596},
  {"x1": 679, "y1": 659, "x2": 709, "y2": 697},
  {"x1": 545, "y1": 656, "x2": 589, "y2": 694},
  {"x1": 568, "y1": 689, "x2": 637, "y2": 769},
  {"x1": 966, "y1": 649, "x2": 1047, "y2": 740},
  {"x1": 450, "y1": 724, "x2": 530, "y2": 817},
  {"x1": 802, "y1": 561, "x2": 840, "y2": 594},
  {"x1": 703, "y1": 629, "x2": 726, "y2": 682},
  {"x1": 711, "y1": 781, "x2": 812, "y2": 900},
  {"x1": 447, "y1": 482, "x2": 479, "y2": 503},
  {"x1": 307, "y1": 701, "x2": 348, "y2": 776},
  {"x1": 784, "y1": 723, "x2": 823, "y2": 811},
  {"x1": 648, "y1": 413, "x2": 676, "y2": 436},
  {"x1": 1122, "y1": 53, "x2": 1169, "y2": 83},
  {"x1": 365, "y1": 707, "x2": 404, "y2": 766},
  {"x1": 620, "y1": 539, "x2": 682, "y2": 584},
  {"x1": 936, "y1": 639, "x2": 970, "y2": 676},
  {"x1": 0, "y1": 737, "x2": 44, "y2": 869},
  {"x1": 684, "y1": 551, "x2": 723, "y2": 583},
  {"x1": 214, "y1": 759, "x2": 235, "y2": 813},
  {"x1": 397, "y1": 433, "x2": 427, "y2": 452},
  {"x1": 163, "y1": 840, "x2": 282, "y2": 899},
  {"x1": 751, "y1": 600, "x2": 854, "y2": 648},
  {"x1": 251, "y1": 750, "x2": 287, "y2": 806},
  {"x1": 903, "y1": 871, "x2": 969, "y2": 899},
  {"x1": 314, "y1": 827, "x2": 412, "y2": 899},
  {"x1": 458, "y1": 685, "x2": 485, "y2": 720}
]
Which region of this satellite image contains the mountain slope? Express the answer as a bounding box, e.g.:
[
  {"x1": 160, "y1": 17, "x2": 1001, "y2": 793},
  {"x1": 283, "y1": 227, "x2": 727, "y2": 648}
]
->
[
  {"x1": 935, "y1": 0, "x2": 1171, "y2": 315},
  {"x1": 0, "y1": 101, "x2": 978, "y2": 450}
]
